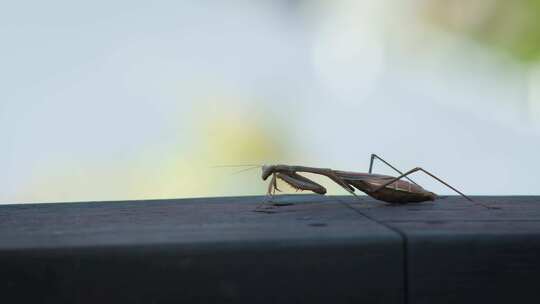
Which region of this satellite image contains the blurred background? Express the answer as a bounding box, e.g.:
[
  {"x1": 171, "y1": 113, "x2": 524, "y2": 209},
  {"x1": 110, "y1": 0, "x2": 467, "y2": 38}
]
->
[{"x1": 1, "y1": 0, "x2": 539, "y2": 204}]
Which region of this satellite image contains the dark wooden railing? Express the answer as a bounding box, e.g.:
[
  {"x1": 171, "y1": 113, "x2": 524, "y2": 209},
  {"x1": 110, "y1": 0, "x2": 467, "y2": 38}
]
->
[{"x1": 1, "y1": 195, "x2": 539, "y2": 303}]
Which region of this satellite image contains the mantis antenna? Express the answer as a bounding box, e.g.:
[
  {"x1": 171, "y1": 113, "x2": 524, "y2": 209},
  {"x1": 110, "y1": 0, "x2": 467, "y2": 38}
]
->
[
  {"x1": 210, "y1": 164, "x2": 264, "y2": 175},
  {"x1": 211, "y1": 164, "x2": 263, "y2": 168}
]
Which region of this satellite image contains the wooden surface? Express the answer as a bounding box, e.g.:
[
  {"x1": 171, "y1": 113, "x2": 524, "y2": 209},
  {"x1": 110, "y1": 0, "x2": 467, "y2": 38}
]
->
[
  {"x1": 1, "y1": 195, "x2": 539, "y2": 303},
  {"x1": 348, "y1": 196, "x2": 540, "y2": 303}
]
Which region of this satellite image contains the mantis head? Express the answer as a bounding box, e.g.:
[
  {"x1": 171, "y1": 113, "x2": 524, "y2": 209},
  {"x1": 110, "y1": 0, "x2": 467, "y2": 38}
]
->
[{"x1": 261, "y1": 165, "x2": 275, "y2": 180}]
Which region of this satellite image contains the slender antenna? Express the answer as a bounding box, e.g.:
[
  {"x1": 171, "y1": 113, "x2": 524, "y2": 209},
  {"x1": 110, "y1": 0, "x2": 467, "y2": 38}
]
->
[
  {"x1": 211, "y1": 164, "x2": 263, "y2": 175},
  {"x1": 231, "y1": 166, "x2": 262, "y2": 175},
  {"x1": 211, "y1": 164, "x2": 263, "y2": 168}
]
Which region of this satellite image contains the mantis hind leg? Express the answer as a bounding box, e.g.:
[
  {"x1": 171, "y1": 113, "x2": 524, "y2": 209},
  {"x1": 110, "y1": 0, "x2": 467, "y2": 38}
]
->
[
  {"x1": 369, "y1": 154, "x2": 419, "y2": 186},
  {"x1": 371, "y1": 167, "x2": 497, "y2": 209}
]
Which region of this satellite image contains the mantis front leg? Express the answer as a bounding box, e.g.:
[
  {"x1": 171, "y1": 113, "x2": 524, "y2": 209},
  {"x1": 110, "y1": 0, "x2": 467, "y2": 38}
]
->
[
  {"x1": 255, "y1": 170, "x2": 328, "y2": 212},
  {"x1": 270, "y1": 167, "x2": 362, "y2": 199},
  {"x1": 254, "y1": 173, "x2": 280, "y2": 212}
]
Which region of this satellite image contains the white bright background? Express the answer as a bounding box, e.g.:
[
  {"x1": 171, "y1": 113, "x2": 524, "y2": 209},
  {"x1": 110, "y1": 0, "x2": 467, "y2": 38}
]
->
[{"x1": 1, "y1": 0, "x2": 539, "y2": 204}]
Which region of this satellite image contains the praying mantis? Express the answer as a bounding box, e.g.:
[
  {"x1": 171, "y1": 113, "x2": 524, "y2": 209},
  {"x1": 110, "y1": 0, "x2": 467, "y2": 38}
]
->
[{"x1": 257, "y1": 154, "x2": 496, "y2": 209}]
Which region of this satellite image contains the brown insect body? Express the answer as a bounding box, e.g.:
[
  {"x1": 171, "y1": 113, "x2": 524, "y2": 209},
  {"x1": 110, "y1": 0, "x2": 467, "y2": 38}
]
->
[
  {"x1": 255, "y1": 154, "x2": 499, "y2": 210},
  {"x1": 334, "y1": 170, "x2": 438, "y2": 203},
  {"x1": 263, "y1": 164, "x2": 438, "y2": 204}
]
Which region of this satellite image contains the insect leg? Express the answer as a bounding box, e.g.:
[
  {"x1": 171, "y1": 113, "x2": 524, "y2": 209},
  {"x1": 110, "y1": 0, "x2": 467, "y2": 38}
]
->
[
  {"x1": 279, "y1": 166, "x2": 363, "y2": 201},
  {"x1": 254, "y1": 173, "x2": 278, "y2": 213},
  {"x1": 369, "y1": 154, "x2": 419, "y2": 186},
  {"x1": 266, "y1": 173, "x2": 277, "y2": 197},
  {"x1": 371, "y1": 167, "x2": 496, "y2": 209},
  {"x1": 315, "y1": 169, "x2": 366, "y2": 202},
  {"x1": 371, "y1": 167, "x2": 470, "y2": 199},
  {"x1": 275, "y1": 172, "x2": 327, "y2": 194},
  {"x1": 255, "y1": 171, "x2": 327, "y2": 212}
]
